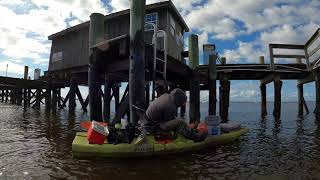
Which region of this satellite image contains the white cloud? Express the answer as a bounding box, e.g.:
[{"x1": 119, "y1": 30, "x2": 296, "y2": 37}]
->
[
  {"x1": 0, "y1": 60, "x2": 33, "y2": 75},
  {"x1": 0, "y1": 0, "x2": 108, "y2": 75}
]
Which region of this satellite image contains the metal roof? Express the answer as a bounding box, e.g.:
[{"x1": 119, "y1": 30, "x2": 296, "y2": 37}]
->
[{"x1": 48, "y1": 1, "x2": 189, "y2": 40}]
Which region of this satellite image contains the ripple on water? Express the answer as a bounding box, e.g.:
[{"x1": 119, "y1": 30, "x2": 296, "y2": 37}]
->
[{"x1": 1, "y1": 102, "x2": 320, "y2": 179}]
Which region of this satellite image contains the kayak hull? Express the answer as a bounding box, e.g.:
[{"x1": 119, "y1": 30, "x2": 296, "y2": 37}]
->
[{"x1": 72, "y1": 128, "x2": 249, "y2": 158}]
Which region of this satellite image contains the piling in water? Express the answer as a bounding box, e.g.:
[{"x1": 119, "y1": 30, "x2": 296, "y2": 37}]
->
[
  {"x1": 89, "y1": 13, "x2": 104, "y2": 122},
  {"x1": 188, "y1": 34, "x2": 200, "y2": 123},
  {"x1": 129, "y1": 0, "x2": 146, "y2": 125}
]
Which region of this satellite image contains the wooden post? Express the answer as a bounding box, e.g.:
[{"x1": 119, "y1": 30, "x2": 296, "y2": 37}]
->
[
  {"x1": 315, "y1": 73, "x2": 320, "y2": 115},
  {"x1": 114, "y1": 84, "x2": 120, "y2": 111},
  {"x1": 69, "y1": 78, "x2": 77, "y2": 112},
  {"x1": 23, "y1": 88, "x2": 28, "y2": 109},
  {"x1": 129, "y1": 0, "x2": 146, "y2": 125},
  {"x1": 35, "y1": 89, "x2": 41, "y2": 109},
  {"x1": 57, "y1": 88, "x2": 61, "y2": 108},
  {"x1": 269, "y1": 44, "x2": 275, "y2": 70},
  {"x1": 260, "y1": 56, "x2": 267, "y2": 117},
  {"x1": 51, "y1": 88, "x2": 58, "y2": 112},
  {"x1": 89, "y1": 13, "x2": 104, "y2": 122},
  {"x1": 24, "y1": 66, "x2": 28, "y2": 80},
  {"x1": 220, "y1": 75, "x2": 230, "y2": 122},
  {"x1": 220, "y1": 57, "x2": 226, "y2": 65},
  {"x1": 1, "y1": 89, "x2": 4, "y2": 102},
  {"x1": 260, "y1": 84, "x2": 267, "y2": 117},
  {"x1": 45, "y1": 84, "x2": 51, "y2": 110},
  {"x1": 273, "y1": 76, "x2": 282, "y2": 120},
  {"x1": 17, "y1": 88, "x2": 22, "y2": 106},
  {"x1": 259, "y1": 56, "x2": 265, "y2": 64},
  {"x1": 189, "y1": 34, "x2": 200, "y2": 123},
  {"x1": 103, "y1": 76, "x2": 112, "y2": 121},
  {"x1": 5, "y1": 89, "x2": 9, "y2": 103},
  {"x1": 27, "y1": 89, "x2": 31, "y2": 107},
  {"x1": 207, "y1": 45, "x2": 217, "y2": 115},
  {"x1": 189, "y1": 34, "x2": 199, "y2": 69},
  {"x1": 298, "y1": 83, "x2": 304, "y2": 116}
]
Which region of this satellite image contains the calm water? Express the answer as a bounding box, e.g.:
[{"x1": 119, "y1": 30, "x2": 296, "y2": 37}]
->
[{"x1": 1, "y1": 102, "x2": 320, "y2": 179}]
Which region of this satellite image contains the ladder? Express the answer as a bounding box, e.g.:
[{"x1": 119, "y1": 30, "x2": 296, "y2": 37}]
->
[
  {"x1": 145, "y1": 22, "x2": 168, "y2": 101},
  {"x1": 152, "y1": 30, "x2": 168, "y2": 100}
]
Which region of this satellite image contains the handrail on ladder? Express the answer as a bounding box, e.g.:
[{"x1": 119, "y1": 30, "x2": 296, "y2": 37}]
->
[{"x1": 144, "y1": 22, "x2": 168, "y2": 101}]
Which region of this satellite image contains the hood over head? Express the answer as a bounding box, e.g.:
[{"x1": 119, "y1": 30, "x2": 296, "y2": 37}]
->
[{"x1": 170, "y1": 88, "x2": 187, "y2": 107}]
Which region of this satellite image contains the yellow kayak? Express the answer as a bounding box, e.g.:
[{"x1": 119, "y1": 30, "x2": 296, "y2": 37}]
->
[{"x1": 72, "y1": 128, "x2": 248, "y2": 158}]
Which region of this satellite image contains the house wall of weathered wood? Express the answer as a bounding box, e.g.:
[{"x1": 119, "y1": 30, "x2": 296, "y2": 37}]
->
[{"x1": 48, "y1": 6, "x2": 186, "y2": 72}]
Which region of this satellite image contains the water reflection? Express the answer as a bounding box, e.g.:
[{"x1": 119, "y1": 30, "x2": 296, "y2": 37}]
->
[{"x1": 1, "y1": 102, "x2": 320, "y2": 179}]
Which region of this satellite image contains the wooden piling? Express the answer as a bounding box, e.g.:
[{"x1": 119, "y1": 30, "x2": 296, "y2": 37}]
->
[
  {"x1": 57, "y1": 88, "x2": 61, "y2": 107},
  {"x1": 297, "y1": 56, "x2": 310, "y2": 116},
  {"x1": 260, "y1": 84, "x2": 267, "y2": 117},
  {"x1": 1, "y1": 89, "x2": 4, "y2": 102},
  {"x1": 208, "y1": 46, "x2": 217, "y2": 115},
  {"x1": 51, "y1": 88, "x2": 58, "y2": 112},
  {"x1": 27, "y1": 89, "x2": 31, "y2": 107},
  {"x1": 103, "y1": 76, "x2": 112, "y2": 121},
  {"x1": 5, "y1": 89, "x2": 9, "y2": 103},
  {"x1": 45, "y1": 84, "x2": 51, "y2": 110},
  {"x1": 129, "y1": 0, "x2": 146, "y2": 125},
  {"x1": 273, "y1": 76, "x2": 282, "y2": 120},
  {"x1": 10, "y1": 89, "x2": 14, "y2": 104},
  {"x1": 69, "y1": 78, "x2": 77, "y2": 112},
  {"x1": 260, "y1": 56, "x2": 267, "y2": 118},
  {"x1": 89, "y1": 13, "x2": 104, "y2": 122},
  {"x1": 17, "y1": 88, "x2": 22, "y2": 106},
  {"x1": 259, "y1": 56, "x2": 265, "y2": 64},
  {"x1": 35, "y1": 89, "x2": 41, "y2": 109},
  {"x1": 219, "y1": 75, "x2": 230, "y2": 122},
  {"x1": 298, "y1": 83, "x2": 304, "y2": 116},
  {"x1": 188, "y1": 34, "x2": 200, "y2": 123},
  {"x1": 189, "y1": 34, "x2": 199, "y2": 69},
  {"x1": 23, "y1": 89, "x2": 28, "y2": 109},
  {"x1": 220, "y1": 57, "x2": 226, "y2": 65}
]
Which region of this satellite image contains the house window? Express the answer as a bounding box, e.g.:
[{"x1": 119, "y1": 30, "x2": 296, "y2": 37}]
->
[
  {"x1": 145, "y1": 13, "x2": 158, "y2": 31},
  {"x1": 170, "y1": 15, "x2": 176, "y2": 36},
  {"x1": 178, "y1": 31, "x2": 184, "y2": 46}
]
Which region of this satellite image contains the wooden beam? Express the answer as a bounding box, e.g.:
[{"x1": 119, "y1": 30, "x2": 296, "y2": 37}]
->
[
  {"x1": 75, "y1": 85, "x2": 86, "y2": 112},
  {"x1": 273, "y1": 54, "x2": 306, "y2": 59},
  {"x1": 59, "y1": 91, "x2": 70, "y2": 109},
  {"x1": 269, "y1": 44, "x2": 305, "y2": 49},
  {"x1": 261, "y1": 74, "x2": 274, "y2": 85},
  {"x1": 298, "y1": 75, "x2": 314, "y2": 85}
]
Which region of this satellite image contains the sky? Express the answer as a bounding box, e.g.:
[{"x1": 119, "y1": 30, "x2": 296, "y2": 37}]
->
[{"x1": 0, "y1": 0, "x2": 319, "y2": 102}]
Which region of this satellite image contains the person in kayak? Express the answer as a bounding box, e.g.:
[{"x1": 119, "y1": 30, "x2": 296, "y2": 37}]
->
[{"x1": 139, "y1": 88, "x2": 207, "y2": 142}]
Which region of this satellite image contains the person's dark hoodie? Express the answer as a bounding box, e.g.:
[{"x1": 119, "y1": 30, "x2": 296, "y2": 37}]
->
[{"x1": 145, "y1": 88, "x2": 187, "y2": 125}]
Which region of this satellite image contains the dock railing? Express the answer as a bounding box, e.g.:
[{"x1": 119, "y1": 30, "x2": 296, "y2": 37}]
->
[{"x1": 269, "y1": 28, "x2": 320, "y2": 71}]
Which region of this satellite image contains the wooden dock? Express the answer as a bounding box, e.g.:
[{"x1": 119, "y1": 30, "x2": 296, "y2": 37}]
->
[{"x1": 0, "y1": 0, "x2": 319, "y2": 124}]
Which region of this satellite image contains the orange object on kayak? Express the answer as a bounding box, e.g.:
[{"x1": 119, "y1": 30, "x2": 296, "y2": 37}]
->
[
  {"x1": 188, "y1": 122, "x2": 208, "y2": 134},
  {"x1": 81, "y1": 121, "x2": 108, "y2": 130}
]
